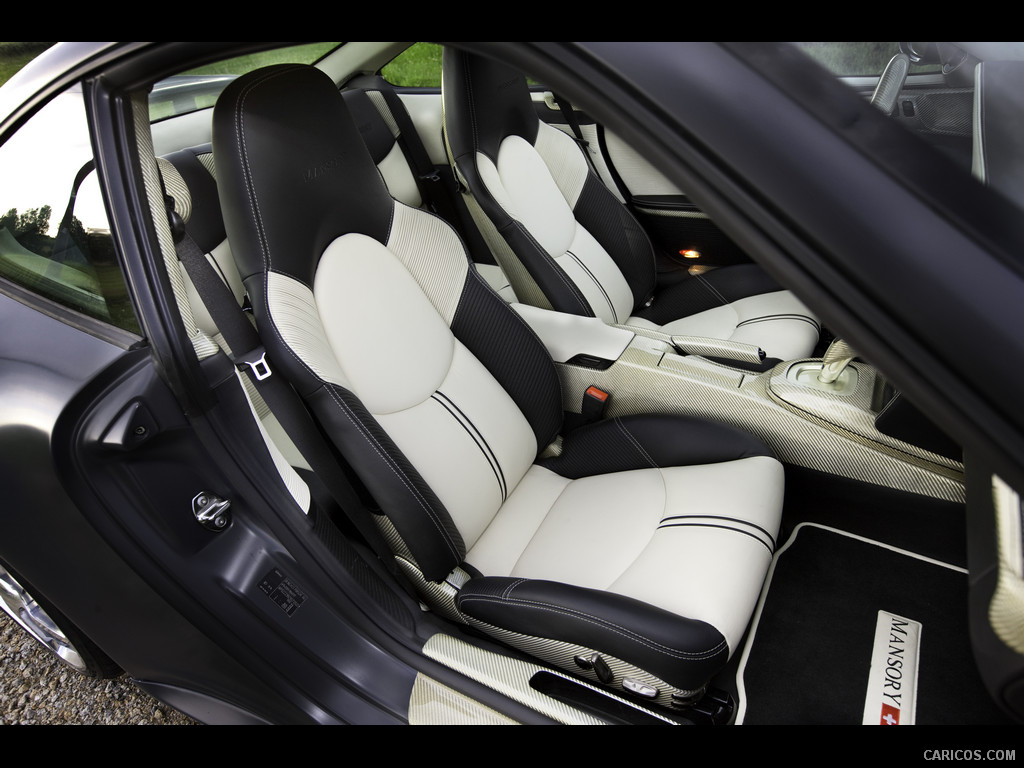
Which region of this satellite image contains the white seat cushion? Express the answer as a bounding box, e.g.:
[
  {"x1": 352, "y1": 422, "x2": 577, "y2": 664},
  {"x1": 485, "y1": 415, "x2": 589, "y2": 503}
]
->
[{"x1": 467, "y1": 454, "x2": 782, "y2": 653}]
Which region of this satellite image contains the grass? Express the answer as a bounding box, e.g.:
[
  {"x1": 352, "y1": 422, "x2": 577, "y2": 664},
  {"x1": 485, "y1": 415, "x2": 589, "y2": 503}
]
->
[
  {"x1": 0, "y1": 42, "x2": 55, "y2": 86},
  {"x1": 382, "y1": 43, "x2": 443, "y2": 87},
  {"x1": 3, "y1": 42, "x2": 447, "y2": 93},
  {"x1": 178, "y1": 42, "x2": 340, "y2": 77},
  {"x1": 2, "y1": 42, "x2": 442, "y2": 121}
]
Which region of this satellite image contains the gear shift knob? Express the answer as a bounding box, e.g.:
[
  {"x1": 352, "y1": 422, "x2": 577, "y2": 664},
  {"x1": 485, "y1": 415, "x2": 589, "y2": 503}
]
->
[{"x1": 818, "y1": 339, "x2": 857, "y2": 384}]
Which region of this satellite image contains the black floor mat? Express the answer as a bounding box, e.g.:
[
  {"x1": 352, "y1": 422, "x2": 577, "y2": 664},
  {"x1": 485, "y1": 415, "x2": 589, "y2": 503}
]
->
[{"x1": 738, "y1": 523, "x2": 1012, "y2": 725}]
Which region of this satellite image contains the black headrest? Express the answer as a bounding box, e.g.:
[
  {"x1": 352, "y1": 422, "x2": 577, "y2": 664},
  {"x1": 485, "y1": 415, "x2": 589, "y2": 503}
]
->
[
  {"x1": 212, "y1": 64, "x2": 394, "y2": 287},
  {"x1": 442, "y1": 49, "x2": 538, "y2": 166}
]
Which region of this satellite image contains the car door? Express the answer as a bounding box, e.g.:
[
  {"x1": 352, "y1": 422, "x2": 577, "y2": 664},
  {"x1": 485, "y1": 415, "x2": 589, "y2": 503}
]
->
[
  {"x1": 0, "y1": 52, "x2": 426, "y2": 723},
  {"x1": 0, "y1": 68, "x2": 308, "y2": 721},
  {"x1": 799, "y1": 42, "x2": 975, "y2": 171},
  {"x1": 527, "y1": 43, "x2": 978, "y2": 284}
]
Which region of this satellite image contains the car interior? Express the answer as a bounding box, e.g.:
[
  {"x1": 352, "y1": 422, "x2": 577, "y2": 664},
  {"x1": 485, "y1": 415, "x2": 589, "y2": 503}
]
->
[
  {"x1": 149, "y1": 42, "x2": 1023, "y2": 725},
  {"x1": 4, "y1": 41, "x2": 1021, "y2": 725}
]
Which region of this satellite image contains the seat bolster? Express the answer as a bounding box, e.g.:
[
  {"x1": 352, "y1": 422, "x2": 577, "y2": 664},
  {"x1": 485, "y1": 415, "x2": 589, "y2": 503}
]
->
[
  {"x1": 538, "y1": 413, "x2": 775, "y2": 481},
  {"x1": 571, "y1": 172, "x2": 656, "y2": 310},
  {"x1": 450, "y1": 266, "x2": 563, "y2": 451},
  {"x1": 306, "y1": 382, "x2": 466, "y2": 582},
  {"x1": 161, "y1": 146, "x2": 225, "y2": 252},
  {"x1": 456, "y1": 576, "x2": 729, "y2": 692},
  {"x1": 450, "y1": 140, "x2": 595, "y2": 319}
]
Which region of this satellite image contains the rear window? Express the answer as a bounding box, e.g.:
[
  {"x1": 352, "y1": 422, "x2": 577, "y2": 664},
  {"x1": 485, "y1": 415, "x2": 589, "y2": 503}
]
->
[{"x1": 149, "y1": 43, "x2": 342, "y2": 121}]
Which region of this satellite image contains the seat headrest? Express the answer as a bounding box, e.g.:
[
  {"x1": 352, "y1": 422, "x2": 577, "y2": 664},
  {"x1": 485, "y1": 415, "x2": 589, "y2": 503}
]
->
[
  {"x1": 442, "y1": 49, "x2": 539, "y2": 164},
  {"x1": 212, "y1": 64, "x2": 394, "y2": 286},
  {"x1": 973, "y1": 60, "x2": 1024, "y2": 208}
]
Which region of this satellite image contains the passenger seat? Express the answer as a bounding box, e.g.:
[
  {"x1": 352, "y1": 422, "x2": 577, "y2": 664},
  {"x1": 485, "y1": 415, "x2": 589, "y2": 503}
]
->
[
  {"x1": 212, "y1": 63, "x2": 784, "y2": 709},
  {"x1": 441, "y1": 49, "x2": 820, "y2": 364},
  {"x1": 342, "y1": 82, "x2": 517, "y2": 302}
]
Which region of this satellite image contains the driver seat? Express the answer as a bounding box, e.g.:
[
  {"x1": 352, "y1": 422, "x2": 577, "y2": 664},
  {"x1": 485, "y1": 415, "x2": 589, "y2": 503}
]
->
[{"x1": 212, "y1": 63, "x2": 783, "y2": 709}]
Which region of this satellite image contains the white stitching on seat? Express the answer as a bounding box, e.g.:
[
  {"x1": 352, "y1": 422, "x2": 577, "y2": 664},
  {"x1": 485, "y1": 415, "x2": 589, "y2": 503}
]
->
[
  {"x1": 321, "y1": 383, "x2": 463, "y2": 562},
  {"x1": 232, "y1": 68, "x2": 462, "y2": 564},
  {"x1": 460, "y1": 590, "x2": 729, "y2": 661},
  {"x1": 694, "y1": 273, "x2": 729, "y2": 306},
  {"x1": 613, "y1": 417, "x2": 658, "y2": 468}
]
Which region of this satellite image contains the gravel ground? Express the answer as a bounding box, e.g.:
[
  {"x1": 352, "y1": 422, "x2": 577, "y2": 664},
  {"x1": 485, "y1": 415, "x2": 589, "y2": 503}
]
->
[{"x1": 0, "y1": 612, "x2": 197, "y2": 725}]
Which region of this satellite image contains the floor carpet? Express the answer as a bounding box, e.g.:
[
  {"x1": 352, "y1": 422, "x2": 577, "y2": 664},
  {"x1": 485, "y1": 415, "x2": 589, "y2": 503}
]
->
[{"x1": 736, "y1": 523, "x2": 1012, "y2": 725}]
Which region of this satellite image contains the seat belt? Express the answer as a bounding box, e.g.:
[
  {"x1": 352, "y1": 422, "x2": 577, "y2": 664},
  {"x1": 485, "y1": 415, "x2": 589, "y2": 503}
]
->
[
  {"x1": 348, "y1": 75, "x2": 450, "y2": 213},
  {"x1": 348, "y1": 74, "x2": 491, "y2": 264},
  {"x1": 552, "y1": 92, "x2": 599, "y2": 174},
  {"x1": 163, "y1": 195, "x2": 410, "y2": 588},
  {"x1": 380, "y1": 87, "x2": 443, "y2": 202}
]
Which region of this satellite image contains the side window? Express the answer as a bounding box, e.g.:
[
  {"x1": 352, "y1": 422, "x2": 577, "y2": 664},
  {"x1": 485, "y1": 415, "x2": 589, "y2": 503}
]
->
[
  {"x1": 0, "y1": 85, "x2": 139, "y2": 333},
  {"x1": 793, "y1": 42, "x2": 942, "y2": 77},
  {"x1": 381, "y1": 43, "x2": 443, "y2": 87},
  {"x1": 149, "y1": 43, "x2": 342, "y2": 121},
  {"x1": 380, "y1": 44, "x2": 538, "y2": 89}
]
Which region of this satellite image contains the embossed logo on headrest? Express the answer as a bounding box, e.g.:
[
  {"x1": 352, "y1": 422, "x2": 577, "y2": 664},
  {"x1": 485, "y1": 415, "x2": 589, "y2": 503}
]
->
[{"x1": 304, "y1": 155, "x2": 345, "y2": 183}]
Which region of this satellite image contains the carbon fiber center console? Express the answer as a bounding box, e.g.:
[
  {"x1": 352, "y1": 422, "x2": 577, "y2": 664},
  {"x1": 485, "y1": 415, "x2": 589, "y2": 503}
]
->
[{"x1": 514, "y1": 305, "x2": 963, "y2": 502}]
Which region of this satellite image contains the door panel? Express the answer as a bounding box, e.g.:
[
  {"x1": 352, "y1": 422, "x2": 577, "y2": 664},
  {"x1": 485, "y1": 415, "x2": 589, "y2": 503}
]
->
[
  {"x1": 0, "y1": 286, "x2": 322, "y2": 722},
  {"x1": 51, "y1": 333, "x2": 414, "y2": 723}
]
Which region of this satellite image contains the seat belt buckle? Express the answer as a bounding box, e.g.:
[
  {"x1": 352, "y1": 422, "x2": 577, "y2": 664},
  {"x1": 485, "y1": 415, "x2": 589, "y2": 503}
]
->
[
  {"x1": 582, "y1": 385, "x2": 610, "y2": 423},
  {"x1": 240, "y1": 350, "x2": 272, "y2": 381}
]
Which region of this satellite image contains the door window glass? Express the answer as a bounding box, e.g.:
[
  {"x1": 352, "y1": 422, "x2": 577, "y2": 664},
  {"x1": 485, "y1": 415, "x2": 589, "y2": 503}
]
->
[
  {"x1": 792, "y1": 42, "x2": 942, "y2": 76},
  {"x1": 0, "y1": 84, "x2": 140, "y2": 333},
  {"x1": 149, "y1": 43, "x2": 342, "y2": 121}
]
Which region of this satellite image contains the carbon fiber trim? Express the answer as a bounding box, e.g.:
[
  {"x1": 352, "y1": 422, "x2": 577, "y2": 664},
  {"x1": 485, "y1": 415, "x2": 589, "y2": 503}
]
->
[
  {"x1": 136, "y1": 93, "x2": 201, "y2": 346},
  {"x1": 990, "y1": 476, "x2": 1024, "y2": 654},
  {"x1": 557, "y1": 335, "x2": 964, "y2": 502},
  {"x1": 408, "y1": 674, "x2": 519, "y2": 725},
  {"x1": 911, "y1": 88, "x2": 974, "y2": 136},
  {"x1": 671, "y1": 335, "x2": 766, "y2": 365},
  {"x1": 640, "y1": 208, "x2": 710, "y2": 219},
  {"x1": 457, "y1": 615, "x2": 706, "y2": 708},
  {"x1": 421, "y1": 633, "x2": 679, "y2": 724},
  {"x1": 391, "y1": 540, "x2": 709, "y2": 714}
]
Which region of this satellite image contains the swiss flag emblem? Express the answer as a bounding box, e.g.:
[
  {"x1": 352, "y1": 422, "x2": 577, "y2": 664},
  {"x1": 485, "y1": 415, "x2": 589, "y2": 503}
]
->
[{"x1": 880, "y1": 703, "x2": 901, "y2": 725}]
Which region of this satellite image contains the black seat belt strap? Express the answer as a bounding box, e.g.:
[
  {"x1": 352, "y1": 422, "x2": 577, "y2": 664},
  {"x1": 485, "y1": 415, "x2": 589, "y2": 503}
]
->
[
  {"x1": 348, "y1": 75, "x2": 462, "y2": 217},
  {"x1": 164, "y1": 196, "x2": 409, "y2": 588},
  {"x1": 553, "y1": 92, "x2": 598, "y2": 174}
]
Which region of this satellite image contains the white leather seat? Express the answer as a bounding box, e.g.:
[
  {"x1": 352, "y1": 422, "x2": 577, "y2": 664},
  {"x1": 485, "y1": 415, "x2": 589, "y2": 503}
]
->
[
  {"x1": 211, "y1": 63, "x2": 784, "y2": 708},
  {"x1": 441, "y1": 49, "x2": 820, "y2": 365}
]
